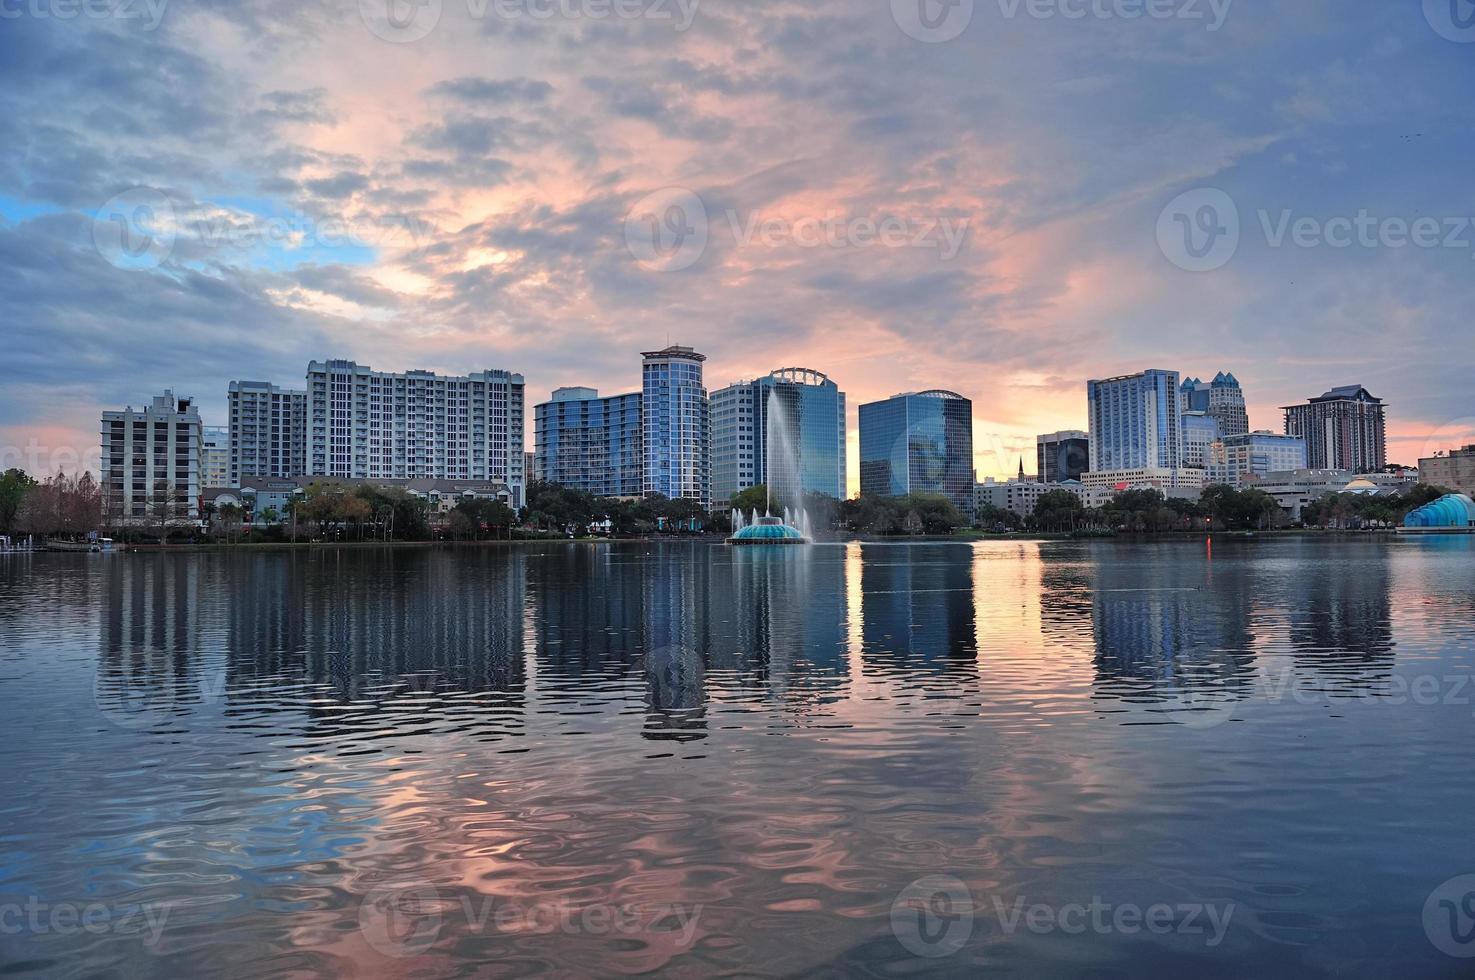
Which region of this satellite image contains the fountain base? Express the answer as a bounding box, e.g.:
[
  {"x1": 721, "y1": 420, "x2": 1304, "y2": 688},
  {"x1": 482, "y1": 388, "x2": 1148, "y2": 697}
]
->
[{"x1": 727, "y1": 515, "x2": 809, "y2": 545}]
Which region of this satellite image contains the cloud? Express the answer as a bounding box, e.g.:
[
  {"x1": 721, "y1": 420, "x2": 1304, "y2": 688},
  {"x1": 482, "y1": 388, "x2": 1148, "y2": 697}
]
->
[{"x1": 1, "y1": 0, "x2": 1472, "y2": 484}]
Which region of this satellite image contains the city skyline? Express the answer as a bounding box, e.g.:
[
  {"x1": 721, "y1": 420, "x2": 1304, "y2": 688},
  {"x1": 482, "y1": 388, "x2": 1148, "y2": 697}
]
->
[
  {"x1": 17, "y1": 345, "x2": 1460, "y2": 494},
  {"x1": 3, "y1": 3, "x2": 1474, "y2": 484}
]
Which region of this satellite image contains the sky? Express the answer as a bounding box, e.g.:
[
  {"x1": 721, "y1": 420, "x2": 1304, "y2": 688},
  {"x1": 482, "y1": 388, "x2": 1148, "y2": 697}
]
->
[{"x1": 1, "y1": 0, "x2": 1473, "y2": 488}]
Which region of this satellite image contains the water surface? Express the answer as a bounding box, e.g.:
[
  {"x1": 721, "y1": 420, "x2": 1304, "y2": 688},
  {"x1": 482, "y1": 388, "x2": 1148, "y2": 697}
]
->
[{"x1": 2, "y1": 537, "x2": 1474, "y2": 977}]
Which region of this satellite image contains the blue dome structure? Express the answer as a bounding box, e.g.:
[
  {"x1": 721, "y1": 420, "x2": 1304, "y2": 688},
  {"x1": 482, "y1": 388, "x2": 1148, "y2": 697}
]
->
[
  {"x1": 1401, "y1": 493, "x2": 1475, "y2": 533},
  {"x1": 728, "y1": 516, "x2": 808, "y2": 545}
]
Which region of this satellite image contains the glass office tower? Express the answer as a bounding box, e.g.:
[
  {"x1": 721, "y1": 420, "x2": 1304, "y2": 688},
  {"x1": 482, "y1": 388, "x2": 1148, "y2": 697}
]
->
[
  {"x1": 642, "y1": 346, "x2": 711, "y2": 506},
  {"x1": 711, "y1": 367, "x2": 846, "y2": 509},
  {"x1": 1086, "y1": 369, "x2": 1183, "y2": 472},
  {"x1": 858, "y1": 390, "x2": 974, "y2": 515}
]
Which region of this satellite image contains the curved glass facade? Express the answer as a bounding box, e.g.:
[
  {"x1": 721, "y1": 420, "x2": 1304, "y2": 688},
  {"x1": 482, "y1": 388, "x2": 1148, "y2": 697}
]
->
[{"x1": 858, "y1": 390, "x2": 974, "y2": 516}]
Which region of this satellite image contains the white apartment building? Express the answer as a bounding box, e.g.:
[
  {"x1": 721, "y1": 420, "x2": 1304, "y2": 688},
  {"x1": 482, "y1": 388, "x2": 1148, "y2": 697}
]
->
[
  {"x1": 306, "y1": 360, "x2": 526, "y2": 509},
  {"x1": 101, "y1": 391, "x2": 204, "y2": 522},
  {"x1": 1080, "y1": 467, "x2": 1205, "y2": 507},
  {"x1": 202, "y1": 426, "x2": 229, "y2": 488},
  {"x1": 976, "y1": 478, "x2": 1059, "y2": 519},
  {"x1": 229, "y1": 381, "x2": 307, "y2": 485}
]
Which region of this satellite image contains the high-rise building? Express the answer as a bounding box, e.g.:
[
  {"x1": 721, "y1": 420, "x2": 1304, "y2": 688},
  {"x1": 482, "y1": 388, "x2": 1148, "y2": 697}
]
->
[
  {"x1": 1181, "y1": 410, "x2": 1222, "y2": 469},
  {"x1": 202, "y1": 426, "x2": 229, "y2": 488},
  {"x1": 641, "y1": 346, "x2": 710, "y2": 506},
  {"x1": 1181, "y1": 372, "x2": 1249, "y2": 437},
  {"x1": 711, "y1": 367, "x2": 846, "y2": 509},
  {"x1": 1087, "y1": 369, "x2": 1183, "y2": 473},
  {"x1": 1036, "y1": 430, "x2": 1089, "y2": 484},
  {"x1": 1222, "y1": 431, "x2": 1307, "y2": 486},
  {"x1": 1282, "y1": 385, "x2": 1386, "y2": 473},
  {"x1": 306, "y1": 360, "x2": 526, "y2": 508},
  {"x1": 101, "y1": 391, "x2": 204, "y2": 522},
  {"x1": 228, "y1": 380, "x2": 307, "y2": 485},
  {"x1": 534, "y1": 387, "x2": 644, "y2": 498},
  {"x1": 859, "y1": 390, "x2": 974, "y2": 515}
]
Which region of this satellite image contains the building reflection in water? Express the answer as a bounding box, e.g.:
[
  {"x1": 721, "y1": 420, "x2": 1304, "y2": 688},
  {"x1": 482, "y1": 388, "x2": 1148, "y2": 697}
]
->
[
  {"x1": 859, "y1": 543, "x2": 978, "y2": 676},
  {"x1": 1081, "y1": 540, "x2": 1398, "y2": 713},
  {"x1": 93, "y1": 538, "x2": 1409, "y2": 743},
  {"x1": 98, "y1": 550, "x2": 529, "y2": 743}
]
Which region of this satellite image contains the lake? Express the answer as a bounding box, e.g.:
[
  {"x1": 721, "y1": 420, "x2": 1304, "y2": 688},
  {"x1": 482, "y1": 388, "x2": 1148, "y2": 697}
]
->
[{"x1": 2, "y1": 537, "x2": 1474, "y2": 977}]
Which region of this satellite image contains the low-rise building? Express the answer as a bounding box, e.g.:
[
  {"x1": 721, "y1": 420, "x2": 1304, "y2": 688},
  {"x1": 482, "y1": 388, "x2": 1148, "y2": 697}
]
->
[
  {"x1": 1246, "y1": 469, "x2": 1355, "y2": 522},
  {"x1": 1420, "y1": 446, "x2": 1475, "y2": 496},
  {"x1": 976, "y1": 478, "x2": 1055, "y2": 519},
  {"x1": 1220, "y1": 431, "x2": 1308, "y2": 487},
  {"x1": 1079, "y1": 467, "x2": 1204, "y2": 508}
]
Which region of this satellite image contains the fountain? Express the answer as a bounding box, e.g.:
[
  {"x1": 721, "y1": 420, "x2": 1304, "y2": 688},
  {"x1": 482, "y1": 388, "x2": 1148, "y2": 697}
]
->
[{"x1": 728, "y1": 389, "x2": 811, "y2": 545}]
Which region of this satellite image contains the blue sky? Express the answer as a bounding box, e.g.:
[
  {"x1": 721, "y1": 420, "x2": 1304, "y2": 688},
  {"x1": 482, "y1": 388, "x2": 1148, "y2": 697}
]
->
[{"x1": 1, "y1": 0, "x2": 1473, "y2": 482}]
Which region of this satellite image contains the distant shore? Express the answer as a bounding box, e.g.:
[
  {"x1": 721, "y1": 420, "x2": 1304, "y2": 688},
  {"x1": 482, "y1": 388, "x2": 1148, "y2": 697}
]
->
[{"x1": 41, "y1": 526, "x2": 1415, "y2": 553}]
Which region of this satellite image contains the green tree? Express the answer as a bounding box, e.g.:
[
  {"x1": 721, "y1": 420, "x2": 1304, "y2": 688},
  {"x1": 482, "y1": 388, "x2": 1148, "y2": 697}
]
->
[
  {"x1": 0, "y1": 469, "x2": 36, "y2": 534},
  {"x1": 729, "y1": 485, "x2": 769, "y2": 516},
  {"x1": 1032, "y1": 489, "x2": 1083, "y2": 532},
  {"x1": 975, "y1": 503, "x2": 1021, "y2": 531}
]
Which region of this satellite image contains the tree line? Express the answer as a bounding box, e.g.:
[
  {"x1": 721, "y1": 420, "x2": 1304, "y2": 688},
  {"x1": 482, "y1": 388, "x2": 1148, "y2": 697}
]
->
[{"x1": 0, "y1": 470, "x2": 101, "y2": 540}]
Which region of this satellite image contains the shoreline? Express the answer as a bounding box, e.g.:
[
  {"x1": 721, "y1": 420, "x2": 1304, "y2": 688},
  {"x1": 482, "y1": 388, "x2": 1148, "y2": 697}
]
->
[{"x1": 32, "y1": 527, "x2": 1415, "y2": 553}]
